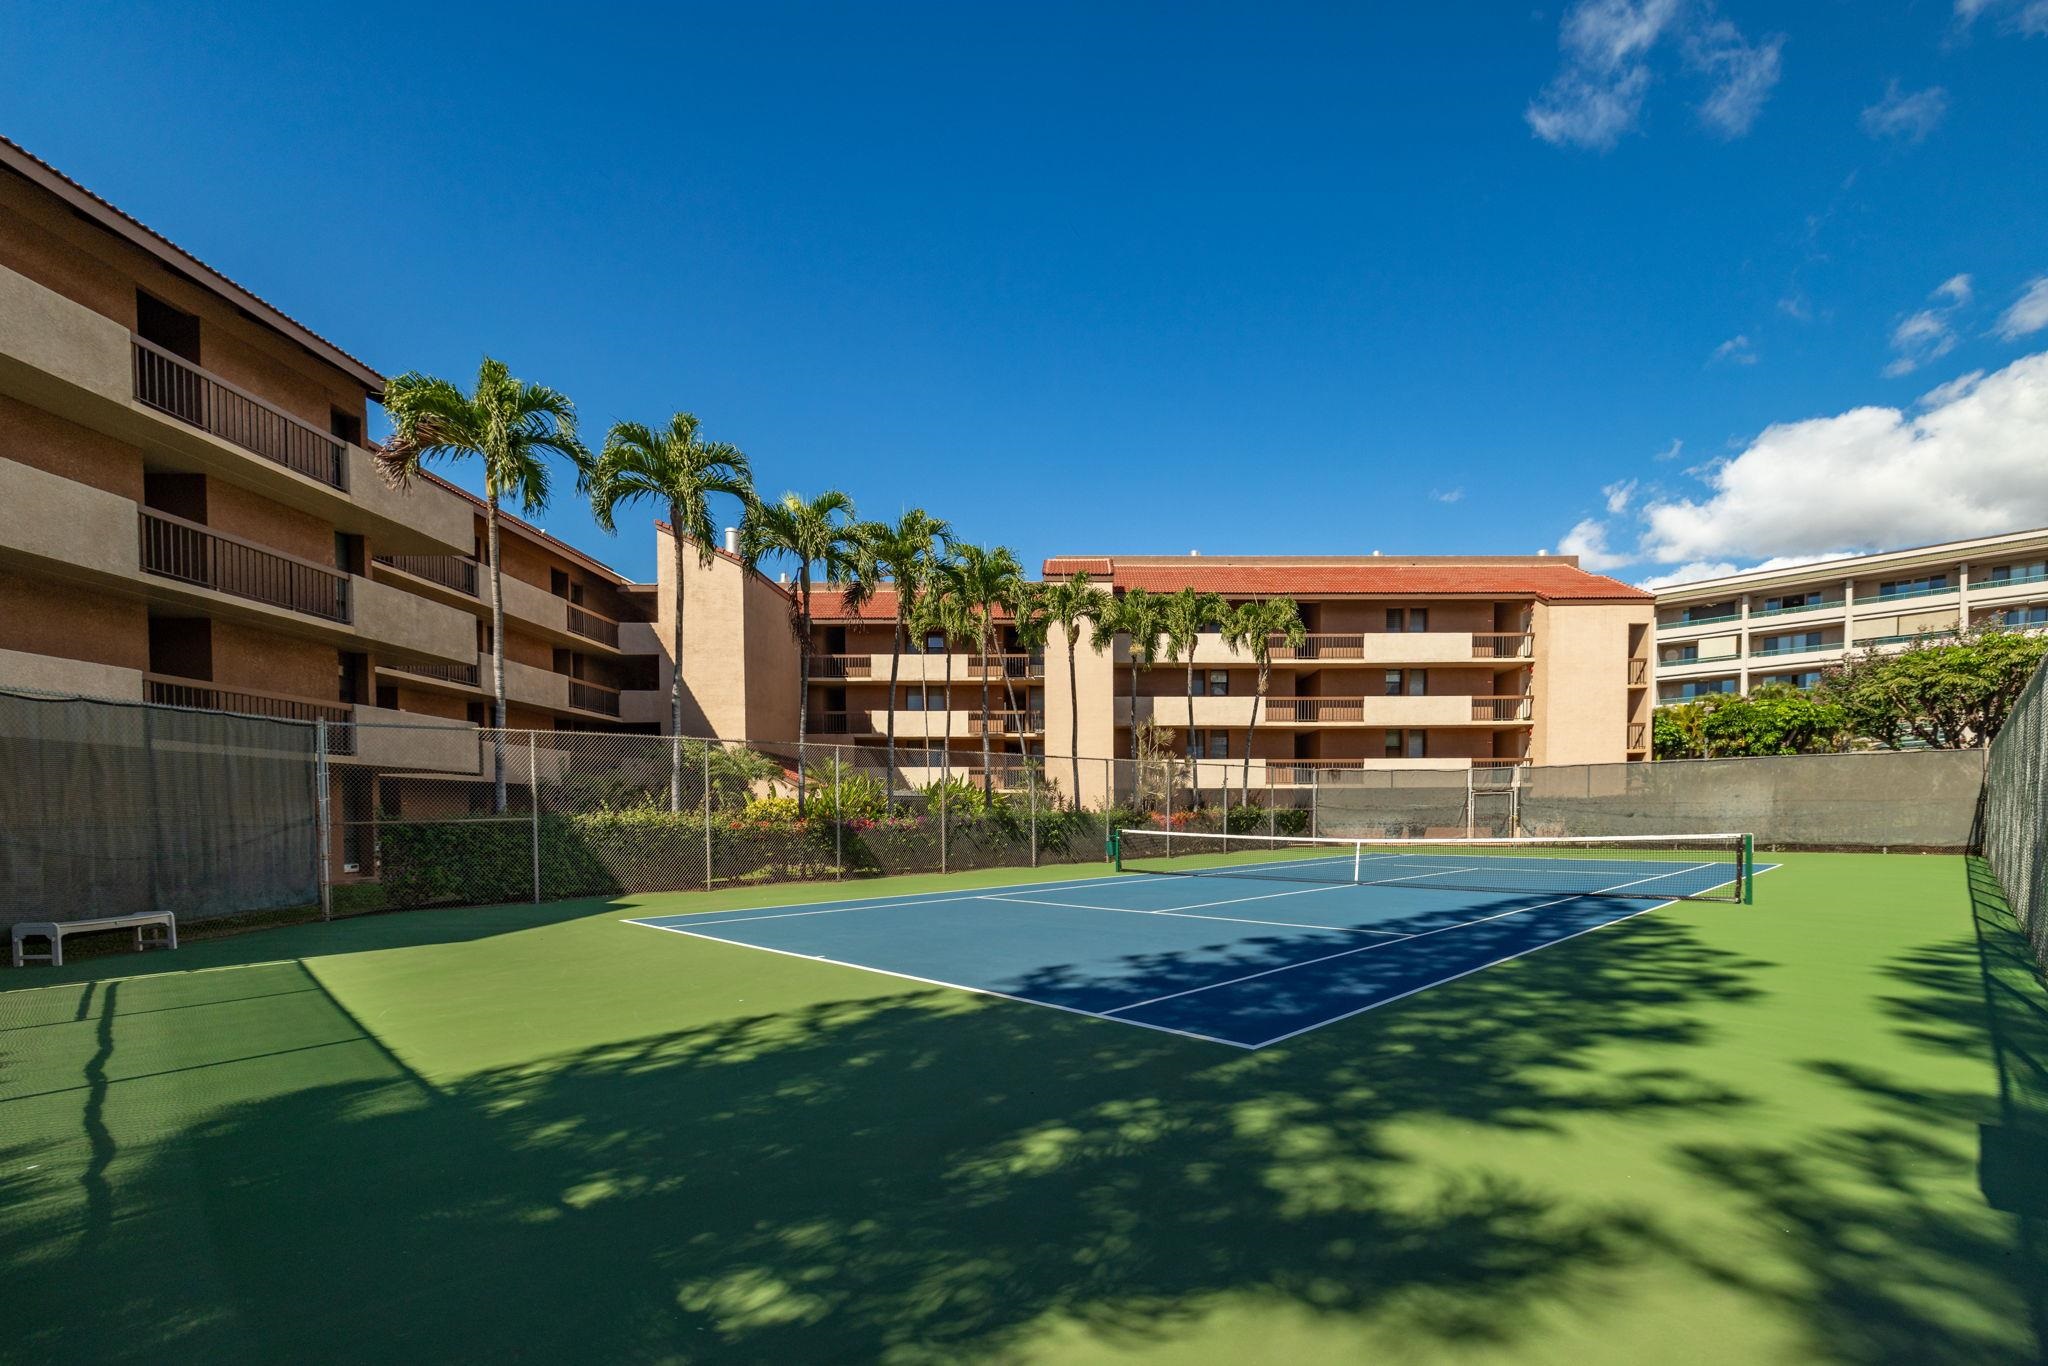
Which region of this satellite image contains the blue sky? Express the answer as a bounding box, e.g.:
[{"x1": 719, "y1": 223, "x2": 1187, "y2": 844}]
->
[{"x1": 5, "y1": 2, "x2": 2047, "y2": 586}]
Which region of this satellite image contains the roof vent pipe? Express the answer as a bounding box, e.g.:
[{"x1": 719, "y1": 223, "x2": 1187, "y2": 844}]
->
[{"x1": 723, "y1": 526, "x2": 739, "y2": 555}]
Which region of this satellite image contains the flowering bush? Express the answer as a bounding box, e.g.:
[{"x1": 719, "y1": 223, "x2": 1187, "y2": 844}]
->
[{"x1": 742, "y1": 795, "x2": 803, "y2": 825}]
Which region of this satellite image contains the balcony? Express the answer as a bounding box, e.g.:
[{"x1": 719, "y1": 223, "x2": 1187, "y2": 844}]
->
[
  {"x1": 1470, "y1": 695, "x2": 1534, "y2": 722},
  {"x1": 1660, "y1": 610, "x2": 1742, "y2": 630},
  {"x1": 567, "y1": 603, "x2": 621, "y2": 649},
  {"x1": 1750, "y1": 639, "x2": 1834, "y2": 659},
  {"x1": 967, "y1": 709, "x2": 1044, "y2": 736},
  {"x1": 139, "y1": 508, "x2": 350, "y2": 623},
  {"x1": 375, "y1": 553, "x2": 480, "y2": 597},
  {"x1": 386, "y1": 658, "x2": 482, "y2": 688},
  {"x1": 815, "y1": 652, "x2": 1043, "y2": 682},
  {"x1": 144, "y1": 673, "x2": 355, "y2": 750},
  {"x1": 132, "y1": 338, "x2": 347, "y2": 490},
  {"x1": 1628, "y1": 723, "x2": 1647, "y2": 750},
  {"x1": 1859, "y1": 582, "x2": 1957, "y2": 605},
  {"x1": 1472, "y1": 633, "x2": 1535, "y2": 659},
  {"x1": 1752, "y1": 598, "x2": 1844, "y2": 619},
  {"x1": 568, "y1": 678, "x2": 621, "y2": 717},
  {"x1": 1628, "y1": 658, "x2": 1649, "y2": 685}
]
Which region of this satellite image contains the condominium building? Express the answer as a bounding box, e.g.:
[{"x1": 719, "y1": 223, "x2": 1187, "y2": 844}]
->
[
  {"x1": 1651, "y1": 527, "x2": 2048, "y2": 705},
  {"x1": 0, "y1": 134, "x2": 665, "y2": 737}
]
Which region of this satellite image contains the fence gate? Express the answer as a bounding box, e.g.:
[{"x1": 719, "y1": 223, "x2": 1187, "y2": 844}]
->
[{"x1": 1466, "y1": 766, "x2": 1520, "y2": 838}]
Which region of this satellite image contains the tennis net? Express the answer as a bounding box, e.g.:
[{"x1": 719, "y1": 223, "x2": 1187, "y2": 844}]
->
[{"x1": 1112, "y1": 827, "x2": 1754, "y2": 903}]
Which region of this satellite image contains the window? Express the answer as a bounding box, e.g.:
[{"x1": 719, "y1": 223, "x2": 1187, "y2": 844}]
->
[
  {"x1": 1208, "y1": 670, "x2": 1229, "y2": 696},
  {"x1": 1384, "y1": 729, "x2": 1427, "y2": 758},
  {"x1": 1663, "y1": 644, "x2": 1700, "y2": 663},
  {"x1": 1382, "y1": 669, "x2": 1428, "y2": 695},
  {"x1": 1680, "y1": 602, "x2": 1736, "y2": 623},
  {"x1": 1757, "y1": 631, "x2": 1823, "y2": 654},
  {"x1": 1762, "y1": 591, "x2": 1821, "y2": 611},
  {"x1": 1383, "y1": 669, "x2": 1403, "y2": 696},
  {"x1": 903, "y1": 691, "x2": 924, "y2": 711},
  {"x1": 1186, "y1": 730, "x2": 1229, "y2": 759},
  {"x1": 337, "y1": 651, "x2": 367, "y2": 705},
  {"x1": 329, "y1": 408, "x2": 363, "y2": 446},
  {"x1": 1875, "y1": 573, "x2": 1949, "y2": 598},
  {"x1": 1758, "y1": 670, "x2": 1823, "y2": 689},
  {"x1": 1994, "y1": 605, "x2": 2048, "y2": 628},
  {"x1": 1670, "y1": 679, "x2": 1738, "y2": 701},
  {"x1": 1385, "y1": 608, "x2": 1427, "y2": 632},
  {"x1": 925, "y1": 631, "x2": 947, "y2": 652},
  {"x1": 1988, "y1": 561, "x2": 2047, "y2": 583}
]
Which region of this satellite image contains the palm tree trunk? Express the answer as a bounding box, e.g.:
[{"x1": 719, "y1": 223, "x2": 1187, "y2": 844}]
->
[
  {"x1": 1067, "y1": 627, "x2": 1082, "y2": 812},
  {"x1": 795, "y1": 577, "x2": 811, "y2": 817},
  {"x1": 1186, "y1": 655, "x2": 1198, "y2": 806},
  {"x1": 1242, "y1": 658, "x2": 1266, "y2": 805},
  {"x1": 487, "y1": 496, "x2": 508, "y2": 814},
  {"x1": 979, "y1": 625, "x2": 994, "y2": 800},
  {"x1": 667, "y1": 515, "x2": 687, "y2": 812},
  {"x1": 885, "y1": 611, "x2": 904, "y2": 806},
  {"x1": 942, "y1": 646, "x2": 955, "y2": 782},
  {"x1": 1128, "y1": 656, "x2": 1140, "y2": 762}
]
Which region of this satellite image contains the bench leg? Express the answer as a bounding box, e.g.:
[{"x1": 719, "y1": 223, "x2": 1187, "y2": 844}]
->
[{"x1": 50, "y1": 936, "x2": 62, "y2": 969}]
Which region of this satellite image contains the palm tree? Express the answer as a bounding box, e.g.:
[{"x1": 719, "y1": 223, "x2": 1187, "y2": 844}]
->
[
  {"x1": 584, "y1": 414, "x2": 754, "y2": 810},
  {"x1": 912, "y1": 564, "x2": 974, "y2": 786},
  {"x1": 1038, "y1": 572, "x2": 1108, "y2": 808},
  {"x1": 851, "y1": 510, "x2": 951, "y2": 801},
  {"x1": 378, "y1": 358, "x2": 587, "y2": 812},
  {"x1": 1161, "y1": 587, "x2": 1227, "y2": 791},
  {"x1": 1093, "y1": 587, "x2": 1167, "y2": 764},
  {"x1": 740, "y1": 489, "x2": 859, "y2": 814},
  {"x1": 942, "y1": 543, "x2": 1025, "y2": 798},
  {"x1": 1222, "y1": 597, "x2": 1306, "y2": 800},
  {"x1": 1003, "y1": 580, "x2": 1047, "y2": 743}
]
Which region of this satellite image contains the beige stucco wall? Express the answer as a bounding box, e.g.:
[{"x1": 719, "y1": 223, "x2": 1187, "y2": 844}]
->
[{"x1": 1530, "y1": 601, "x2": 1650, "y2": 765}]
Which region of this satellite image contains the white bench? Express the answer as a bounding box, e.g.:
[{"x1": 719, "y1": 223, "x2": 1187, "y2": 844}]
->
[{"x1": 11, "y1": 913, "x2": 177, "y2": 968}]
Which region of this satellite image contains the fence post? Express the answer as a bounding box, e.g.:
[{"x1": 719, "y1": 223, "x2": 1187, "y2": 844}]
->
[
  {"x1": 1166, "y1": 759, "x2": 1175, "y2": 860},
  {"x1": 940, "y1": 745, "x2": 950, "y2": 874},
  {"x1": 1222, "y1": 772, "x2": 1230, "y2": 853},
  {"x1": 703, "y1": 741, "x2": 713, "y2": 892},
  {"x1": 529, "y1": 732, "x2": 541, "y2": 905},
  {"x1": 314, "y1": 718, "x2": 332, "y2": 921},
  {"x1": 834, "y1": 745, "x2": 843, "y2": 881},
  {"x1": 1310, "y1": 769, "x2": 1319, "y2": 838}
]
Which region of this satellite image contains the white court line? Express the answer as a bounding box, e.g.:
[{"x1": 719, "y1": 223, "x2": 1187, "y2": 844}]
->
[
  {"x1": 1247, "y1": 860, "x2": 1784, "y2": 1047},
  {"x1": 625, "y1": 919, "x2": 1255, "y2": 1050},
  {"x1": 1100, "y1": 862, "x2": 1718, "y2": 1016},
  {"x1": 975, "y1": 890, "x2": 1412, "y2": 938},
  {"x1": 633, "y1": 866, "x2": 1149, "y2": 930}
]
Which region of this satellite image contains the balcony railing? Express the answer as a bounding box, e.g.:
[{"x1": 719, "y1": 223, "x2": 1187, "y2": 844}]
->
[
  {"x1": 1628, "y1": 723, "x2": 1647, "y2": 750},
  {"x1": 1472, "y1": 757, "x2": 1532, "y2": 769},
  {"x1": 1266, "y1": 697, "x2": 1366, "y2": 723},
  {"x1": 567, "y1": 603, "x2": 621, "y2": 648},
  {"x1": 1863, "y1": 582, "x2": 1956, "y2": 604},
  {"x1": 1751, "y1": 640, "x2": 1831, "y2": 658},
  {"x1": 1472, "y1": 695, "x2": 1533, "y2": 722},
  {"x1": 567, "y1": 678, "x2": 621, "y2": 716},
  {"x1": 966, "y1": 710, "x2": 1043, "y2": 735},
  {"x1": 816, "y1": 654, "x2": 874, "y2": 679},
  {"x1": 387, "y1": 659, "x2": 481, "y2": 688},
  {"x1": 374, "y1": 553, "x2": 479, "y2": 597},
  {"x1": 1271, "y1": 634, "x2": 1365, "y2": 660},
  {"x1": 144, "y1": 674, "x2": 355, "y2": 750},
  {"x1": 1981, "y1": 568, "x2": 2048, "y2": 590},
  {"x1": 965, "y1": 654, "x2": 1041, "y2": 679},
  {"x1": 1661, "y1": 610, "x2": 1741, "y2": 629},
  {"x1": 1752, "y1": 598, "x2": 1844, "y2": 619},
  {"x1": 816, "y1": 711, "x2": 876, "y2": 736},
  {"x1": 1628, "y1": 658, "x2": 1648, "y2": 684},
  {"x1": 139, "y1": 509, "x2": 351, "y2": 623},
  {"x1": 132, "y1": 337, "x2": 347, "y2": 490},
  {"x1": 1473, "y1": 633, "x2": 1535, "y2": 659}
]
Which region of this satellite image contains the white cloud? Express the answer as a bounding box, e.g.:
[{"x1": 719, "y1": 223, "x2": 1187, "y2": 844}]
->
[
  {"x1": 1883, "y1": 275, "x2": 1972, "y2": 376},
  {"x1": 1555, "y1": 517, "x2": 1636, "y2": 572},
  {"x1": 1431, "y1": 487, "x2": 1466, "y2": 503},
  {"x1": 1955, "y1": 0, "x2": 2048, "y2": 35},
  {"x1": 1634, "y1": 554, "x2": 1846, "y2": 591},
  {"x1": 1603, "y1": 479, "x2": 1638, "y2": 514},
  {"x1": 1860, "y1": 82, "x2": 1949, "y2": 143},
  {"x1": 1712, "y1": 334, "x2": 1758, "y2": 365},
  {"x1": 1654, "y1": 438, "x2": 1685, "y2": 461},
  {"x1": 1637, "y1": 349, "x2": 2048, "y2": 563},
  {"x1": 1996, "y1": 276, "x2": 2048, "y2": 340},
  {"x1": 1527, "y1": 1, "x2": 1779, "y2": 149},
  {"x1": 1917, "y1": 370, "x2": 1985, "y2": 408},
  {"x1": 1685, "y1": 21, "x2": 1784, "y2": 138}
]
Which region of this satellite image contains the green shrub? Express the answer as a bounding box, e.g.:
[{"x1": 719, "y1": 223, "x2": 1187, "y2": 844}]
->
[{"x1": 742, "y1": 795, "x2": 803, "y2": 825}]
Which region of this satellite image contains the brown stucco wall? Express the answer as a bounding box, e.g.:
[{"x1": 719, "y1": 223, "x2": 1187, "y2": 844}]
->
[
  {"x1": 0, "y1": 569, "x2": 146, "y2": 669},
  {"x1": 0, "y1": 393, "x2": 143, "y2": 498},
  {"x1": 210, "y1": 620, "x2": 335, "y2": 699},
  {"x1": 205, "y1": 477, "x2": 337, "y2": 564}
]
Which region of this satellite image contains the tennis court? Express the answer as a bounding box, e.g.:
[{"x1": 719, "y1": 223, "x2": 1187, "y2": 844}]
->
[{"x1": 631, "y1": 832, "x2": 1769, "y2": 1048}]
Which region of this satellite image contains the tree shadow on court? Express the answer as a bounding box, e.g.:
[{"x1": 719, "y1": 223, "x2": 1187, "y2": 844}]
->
[
  {"x1": 1659, "y1": 859, "x2": 2048, "y2": 1365},
  {"x1": 2, "y1": 912, "x2": 1778, "y2": 1364}
]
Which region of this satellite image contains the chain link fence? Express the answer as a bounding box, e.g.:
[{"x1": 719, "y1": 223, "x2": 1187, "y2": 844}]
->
[
  {"x1": 1982, "y1": 655, "x2": 2047, "y2": 974},
  {"x1": 0, "y1": 687, "x2": 2014, "y2": 933}
]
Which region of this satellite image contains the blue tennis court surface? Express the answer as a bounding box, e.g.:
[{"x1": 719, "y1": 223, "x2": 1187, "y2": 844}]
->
[{"x1": 627, "y1": 853, "x2": 1768, "y2": 1049}]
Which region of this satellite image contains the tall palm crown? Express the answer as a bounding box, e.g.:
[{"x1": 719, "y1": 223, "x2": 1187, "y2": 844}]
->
[
  {"x1": 850, "y1": 510, "x2": 952, "y2": 800},
  {"x1": 378, "y1": 357, "x2": 587, "y2": 812},
  {"x1": 1161, "y1": 587, "x2": 1227, "y2": 774},
  {"x1": 1038, "y1": 572, "x2": 1108, "y2": 808},
  {"x1": 741, "y1": 489, "x2": 860, "y2": 812},
  {"x1": 585, "y1": 413, "x2": 755, "y2": 809},
  {"x1": 941, "y1": 543, "x2": 1026, "y2": 796},
  {"x1": 1221, "y1": 597, "x2": 1306, "y2": 800},
  {"x1": 1093, "y1": 587, "x2": 1167, "y2": 764}
]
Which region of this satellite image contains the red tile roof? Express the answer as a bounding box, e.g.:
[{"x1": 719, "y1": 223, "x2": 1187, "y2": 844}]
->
[
  {"x1": 807, "y1": 585, "x2": 1015, "y2": 621},
  {"x1": 0, "y1": 134, "x2": 384, "y2": 391},
  {"x1": 1040, "y1": 557, "x2": 1651, "y2": 602}
]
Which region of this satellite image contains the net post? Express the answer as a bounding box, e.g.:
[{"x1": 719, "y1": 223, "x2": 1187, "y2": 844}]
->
[
  {"x1": 528, "y1": 732, "x2": 541, "y2": 905},
  {"x1": 1742, "y1": 833, "x2": 1755, "y2": 905},
  {"x1": 1110, "y1": 828, "x2": 1122, "y2": 871},
  {"x1": 314, "y1": 718, "x2": 332, "y2": 922},
  {"x1": 1352, "y1": 837, "x2": 1362, "y2": 884}
]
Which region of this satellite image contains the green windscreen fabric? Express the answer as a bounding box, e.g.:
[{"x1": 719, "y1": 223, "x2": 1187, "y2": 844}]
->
[
  {"x1": 0, "y1": 690, "x2": 319, "y2": 927},
  {"x1": 1982, "y1": 656, "x2": 2048, "y2": 975}
]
